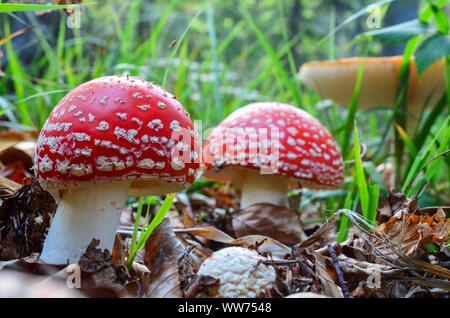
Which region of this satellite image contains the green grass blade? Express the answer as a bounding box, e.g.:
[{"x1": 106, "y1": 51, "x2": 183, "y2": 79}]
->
[
  {"x1": 162, "y1": 9, "x2": 204, "y2": 88},
  {"x1": 127, "y1": 197, "x2": 144, "y2": 270},
  {"x1": 319, "y1": 0, "x2": 394, "y2": 46},
  {"x1": 206, "y1": 5, "x2": 223, "y2": 124},
  {"x1": 135, "y1": 0, "x2": 177, "y2": 67},
  {"x1": 337, "y1": 187, "x2": 356, "y2": 243},
  {"x1": 239, "y1": 3, "x2": 302, "y2": 108},
  {"x1": 412, "y1": 126, "x2": 450, "y2": 197},
  {"x1": 354, "y1": 121, "x2": 370, "y2": 219},
  {"x1": 0, "y1": 3, "x2": 92, "y2": 12},
  {"x1": 340, "y1": 60, "x2": 365, "y2": 159},
  {"x1": 135, "y1": 193, "x2": 175, "y2": 252},
  {"x1": 394, "y1": 123, "x2": 418, "y2": 157},
  {"x1": 3, "y1": 18, "x2": 33, "y2": 127},
  {"x1": 402, "y1": 115, "x2": 450, "y2": 193},
  {"x1": 368, "y1": 184, "x2": 380, "y2": 227}
]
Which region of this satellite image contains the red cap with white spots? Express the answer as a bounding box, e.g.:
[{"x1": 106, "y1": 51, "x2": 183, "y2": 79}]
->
[
  {"x1": 203, "y1": 102, "x2": 344, "y2": 190},
  {"x1": 35, "y1": 76, "x2": 200, "y2": 196}
]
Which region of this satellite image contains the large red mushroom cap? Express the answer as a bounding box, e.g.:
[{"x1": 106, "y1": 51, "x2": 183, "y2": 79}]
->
[
  {"x1": 202, "y1": 102, "x2": 344, "y2": 190},
  {"x1": 35, "y1": 76, "x2": 200, "y2": 196}
]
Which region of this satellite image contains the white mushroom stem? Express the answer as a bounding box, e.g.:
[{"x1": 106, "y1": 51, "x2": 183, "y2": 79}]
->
[
  {"x1": 40, "y1": 182, "x2": 130, "y2": 265},
  {"x1": 240, "y1": 169, "x2": 290, "y2": 209}
]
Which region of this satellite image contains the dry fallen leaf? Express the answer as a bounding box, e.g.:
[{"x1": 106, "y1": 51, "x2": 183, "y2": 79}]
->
[
  {"x1": 0, "y1": 175, "x2": 21, "y2": 193},
  {"x1": 376, "y1": 207, "x2": 450, "y2": 257},
  {"x1": 77, "y1": 239, "x2": 128, "y2": 290},
  {"x1": 183, "y1": 274, "x2": 220, "y2": 298},
  {"x1": 141, "y1": 256, "x2": 182, "y2": 298},
  {"x1": 175, "y1": 226, "x2": 291, "y2": 258},
  {"x1": 0, "y1": 178, "x2": 56, "y2": 260},
  {"x1": 310, "y1": 250, "x2": 344, "y2": 298},
  {"x1": 232, "y1": 203, "x2": 305, "y2": 245},
  {"x1": 144, "y1": 218, "x2": 185, "y2": 272},
  {"x1": 202, "y1": 185, "x2": 239, "y2": 210}
]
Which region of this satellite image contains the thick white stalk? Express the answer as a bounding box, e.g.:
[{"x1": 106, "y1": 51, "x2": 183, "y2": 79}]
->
[
  {"x1": 240, "y1": 169, "x2": 290, "y2": 209},
  {"x1": 40, "y1": 182, "x2": 130, "y2": 264}
]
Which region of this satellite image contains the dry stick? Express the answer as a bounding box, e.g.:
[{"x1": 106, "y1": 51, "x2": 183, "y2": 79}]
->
[{"x1": 327, "y1": 243, "x2": 349, "y2": 298}]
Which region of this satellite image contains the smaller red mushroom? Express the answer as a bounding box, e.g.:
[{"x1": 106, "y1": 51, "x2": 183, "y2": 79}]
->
[
  {"x1": 35, "y1": 76, "x2": 200, "y2": 264},
  {"x1": 202, "y1": 102, "x2": 344, "y2": 208}
]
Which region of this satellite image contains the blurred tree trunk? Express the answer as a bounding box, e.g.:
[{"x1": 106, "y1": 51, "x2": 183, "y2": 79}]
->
[{"x1": 382, "y1": 0, "x2": 420, "y2": 56}]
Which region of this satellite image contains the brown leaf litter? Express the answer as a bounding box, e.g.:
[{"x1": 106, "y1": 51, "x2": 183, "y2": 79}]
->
[
  {"x1": 0, "y1": 174, "x2": 448, "y2": 298},
  {"x1": 0, "y1": 178, "x2": 56, "y2": 260}
]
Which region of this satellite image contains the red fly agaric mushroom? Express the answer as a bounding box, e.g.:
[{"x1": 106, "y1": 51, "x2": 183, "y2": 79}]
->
[
  {"x1": 299, "y1": 56, "x2": 445, "y2": 115},
  {"x1": 35, "y1": 76, "x2": 200, "y2": 264},
  {"x1": 202, "y1": 102, "x2": 344, "y2": 209}
]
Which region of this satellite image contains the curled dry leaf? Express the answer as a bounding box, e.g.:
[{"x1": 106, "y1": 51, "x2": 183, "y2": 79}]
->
[
  {"x1": 111, "y1": 235, "x2": 128, "y2": 270},
  {"x1": 0, "y1": 175, "x2": 21, "y2": 193},
  {"x1": 232, "y1": 203, "x2": 305, "y2": 245},
  {"x1": 202, "y1": 185, "x2": 239, "y2": 210},
  {"x1": 309, "y1": 250, "x2": 344, "y2": 298},
  {"x1": 336, "y1": 253, "x2": 402, "y2": 292},
  {"x1": 376, "y1": 207, "x2": 450, "y2": 257},
  {"x1": 0, "y1": 131, "x2": 37, "y2": 154},
  {"x1": 77, "y1": 239, "x2": 128, "y2": 290},
  {"x1": 127, "y1": 255, "x2": 182, "y2": 298},
  {"x1": 293, "y1": 212, "x2": 339, "y2": 254},
  {"x1": 144, "y1": 218, "x2": 185, "y2": 272},
  {"x1": 0, "y1": 139, "x2": 36, "y2": 185},
  {"x1": 183, "y1": 274, "x2": 220, "y2": 298},
  {"x1": 175, "y1": 226, "x2": 291, "y2": 258},
  {"x1": 175, "y1": 192, "x2": 195, "y2": 228},
  {"x1": 0, "y1": 178, "x2": 56, "y2": 260}
]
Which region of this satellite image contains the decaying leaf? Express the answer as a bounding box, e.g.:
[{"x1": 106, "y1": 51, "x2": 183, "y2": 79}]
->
[
  {"x1": 376, "y1": 206, "x2": 450, "y2": 257},
  {"x1": 294, "y1": 212, "x2": 339, "y2": 254},
  {"x1": 141, "y1": 256, "x2": 182, "y2": 298},
  {"x1": 0, "y1": 175, "x2": 21, "y2": 193},
  {"x1": 77, "y1": 239, "x2": 128, "y2": 290},
  {"x1": 111, "y1": 235, "x2": 128, "y2": 269},
  {"x1": 183, "y1": 274, "x2": 220, "y2": 298},
  {"x1": 232, "y1": 203, "x2": 305, "y2": 245},
  {"x1": 309, "y1": 250, "x2": 344, "y2": 298},
  {"x1": 144, "y1": 218, "x2": 185, "y2": 272},
  {"x1": 0, "y1": 178, "x2": 56, "y2": 260},
  {"x1": 175, "y1": 192, "x2": 196, "y2": 228},
  {"x1": 175, "y1": 226, "x2": 291, "y2": 258},
  {"x1": 202, "y1": 185, "x2": 239, "y2": 210}
]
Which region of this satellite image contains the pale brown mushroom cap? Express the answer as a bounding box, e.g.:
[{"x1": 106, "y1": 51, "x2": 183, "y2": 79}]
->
[{"x1": 299, "y1": 56, "x2": 445, "y2": 113}]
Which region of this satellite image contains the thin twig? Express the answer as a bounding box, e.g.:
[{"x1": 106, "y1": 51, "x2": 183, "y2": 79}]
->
[{"x1": 327, "y1": 243, "x2": 349, "y2": 298}]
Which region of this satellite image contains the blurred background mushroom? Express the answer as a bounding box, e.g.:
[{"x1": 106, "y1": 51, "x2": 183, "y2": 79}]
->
[{"x1": 299, "y1": 56, "x2": 446, "y2": 135}]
